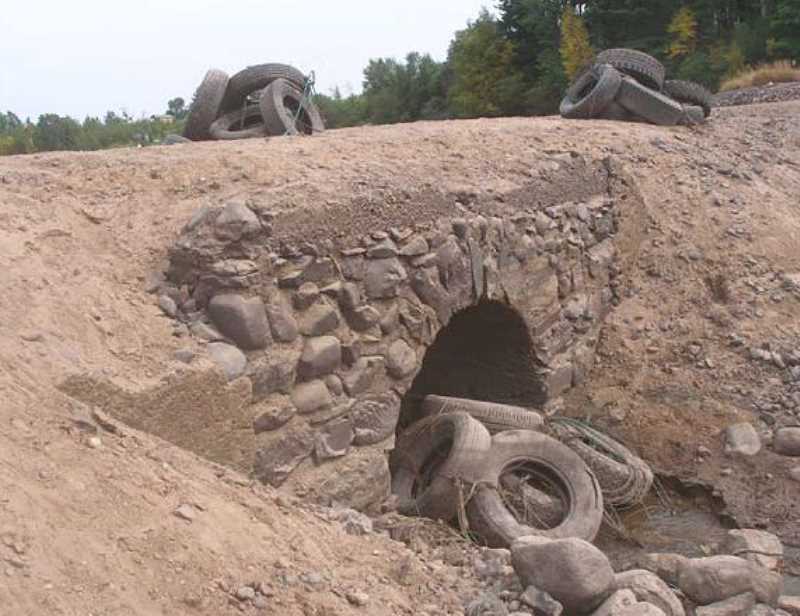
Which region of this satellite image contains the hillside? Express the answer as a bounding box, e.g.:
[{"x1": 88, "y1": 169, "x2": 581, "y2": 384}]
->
[{"x1": 1, "y1": 101, "x2": 800, "y2": 614}]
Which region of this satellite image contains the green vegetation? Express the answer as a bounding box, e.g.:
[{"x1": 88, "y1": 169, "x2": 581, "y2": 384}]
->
[{"x1": 3, "y1": 1, "x2": 799, "y2": 155}]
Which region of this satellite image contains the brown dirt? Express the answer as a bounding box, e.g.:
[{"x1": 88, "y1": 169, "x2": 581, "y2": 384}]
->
[{"x1": 2, "y1": 100, "x2": 800, "y2": 614}]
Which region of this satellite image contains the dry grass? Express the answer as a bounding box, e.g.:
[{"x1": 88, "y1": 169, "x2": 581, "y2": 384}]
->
[{"x1": 719, "y1": 60, "x2": 800, "y2": 92}]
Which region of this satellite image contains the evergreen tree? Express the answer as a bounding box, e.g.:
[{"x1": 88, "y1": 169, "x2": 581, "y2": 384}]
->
[
  {"x1": 667, "y1": 6, "x2": 699, "y2": 59},
  {"x1": 560, "y1": 7, "x2": 595, "y2": 79}
]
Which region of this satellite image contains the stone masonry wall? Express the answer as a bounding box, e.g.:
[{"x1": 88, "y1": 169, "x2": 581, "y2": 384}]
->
[{"x1": 151, "y1": 181, "x2": 621, "y2": 508}]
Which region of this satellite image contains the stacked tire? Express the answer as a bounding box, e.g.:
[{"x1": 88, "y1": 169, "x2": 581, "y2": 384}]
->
[
  {"x1": 559, "y1": 48, "x2": 712, "y2": 126},
  {"x1": 182, "y1": 64, "x2": 325, "y2": 142},
  {"x1": 391, "y1": 394, "x2": 655, "y2": 549}
]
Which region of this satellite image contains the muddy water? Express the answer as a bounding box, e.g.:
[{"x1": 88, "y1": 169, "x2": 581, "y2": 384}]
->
[{"x1": 595, "y1": 481, "x2": 800, "y2": 594}]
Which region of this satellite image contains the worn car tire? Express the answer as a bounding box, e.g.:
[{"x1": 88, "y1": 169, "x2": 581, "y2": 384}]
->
[
  {"x1": 221, "y1": 63, "x2": 306, "y2": 113},
  {"x1": 466, "y1": 430, "x2": 603, "y2": 548},
  {"x1": 595, "y1": 101, "x2": 637, "y2": 122},
  {"x1": 559, "y1": 64, "x2": 622, "y2": 120},
  {"x1": 422, "y1": 395, "x2": 544, "y2": 434},
  {"x1": 259, "y1": 78, "x2": 325, "y2": 136},
  {"x1": 616, "y1": 76, "x2": 686, "y2": 126},
  {"x1": 208, "y1": 105, "x2": 267, "y2": 140},
  {"x1": 663, "y1": 80, "x2": 713, "y2": 117},
  {"x1": 183, "y1": 69, "x2": 230, "y2": 141},
  {"x1": 595, "y1": 48, "x2": 666, "y2": 91},
  {"x1": 390, "y1": 412, "x2": 492, "y2": 521}
]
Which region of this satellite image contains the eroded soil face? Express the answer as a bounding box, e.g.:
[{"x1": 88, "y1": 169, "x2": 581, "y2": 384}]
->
[{"x1": 1, "y1": 101, "x2": 800, "y2": 614}]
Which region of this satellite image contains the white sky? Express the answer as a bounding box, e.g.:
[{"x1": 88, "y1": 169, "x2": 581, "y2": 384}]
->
[{"x1": 1, "y1": 0, "x2": 493, "y2": 121}]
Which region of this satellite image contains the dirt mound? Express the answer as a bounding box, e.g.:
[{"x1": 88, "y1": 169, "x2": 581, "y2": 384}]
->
[{"x1": 1, "y1": 101, "x2": 800, "y2": 614}]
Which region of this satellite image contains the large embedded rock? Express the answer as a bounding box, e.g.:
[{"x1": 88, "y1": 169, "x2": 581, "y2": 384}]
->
[
  {"x1": 265, "y1": 295, "x2": 299, "y2": 342},
  {"x1": 291, "y1": 380, "x2": 332, "y2": 414},
  {"x1": 614, "y1": 570, "x2": 684, "y2": 616},
  {"x1": 297, "y1": 336, "x2": 341, "y2": 380},
  {"x1": 299, "y1": 303, "x2": 340, "y2": 336},
  {"x1": 410, "y1": 266, "x2": 453, "y2": 324},
  {"x1": 724, "y1": 423, "x2": 761, "y2": 456},
  {"x1": 314, "y1": 419, "x2": 354, "y2": 461},
  {"x1": 208, "y1": 294, "x2": 271, "y2": 350},
  {"x1": 340, "y1": 357, "x2": 384, "y2": 396},
  {"x1": 720, "y1": 529, "x2": 783, "y2": 571},
  {"x1": 676, "y1": 556, "x2": 782, "y2": 606},
  {"x1": 253, "y1": 405, "x2": 295, "y2": 433},
  {"x1": 635, "y1": 553, "x2": 690, "y2": 586},
  {"x1": 590, "y1": 589, "x2": 637, "y2": 616},
  {"x1": 364, "y1": 258, "x2": 406, "y2": 299},
  {"x1": 385, "y1": 339, "x2": 417, "y2": 379},
  {"x1": 511, "y1": 537, "x2": 615, "y2": 614},
  {"x1": 207, "y1": 342, "x2": 248, "y2": 381},
  {"x1": 695, "y1": 592, "x2": 755, "y2": 616},
  {"x1": 253, "y1": 421, "x2": 314, "y2": 487},
  {"x1": 346, "y1": 305, "x2": 381, "y2": 332},
  {"x1": 214, "y1": 201, "x2": 261, "y2": 241},
  {"x1": 774, "y1": 427, "x2": 800, "y2": 456},
  {"x1": 247, "y1": 352, "x2": 295, "y2": 401},
  {"x1": 351, "y1": 393, "x2": 400, "y2": 446}
]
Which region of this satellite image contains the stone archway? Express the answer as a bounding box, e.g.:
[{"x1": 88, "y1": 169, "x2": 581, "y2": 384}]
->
[{"x1": 399, "y1": 300, "x2": 547, "y2": 434}]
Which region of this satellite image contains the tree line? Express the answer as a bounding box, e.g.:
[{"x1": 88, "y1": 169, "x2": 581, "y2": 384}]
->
[{"x1": 2, "y1": 0, "x2": 798, "y2": 154}]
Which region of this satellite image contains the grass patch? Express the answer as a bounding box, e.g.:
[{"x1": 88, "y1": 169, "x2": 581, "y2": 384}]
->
[{"x1": 719, "y1": 60, "x2": 800, "y2": 92}]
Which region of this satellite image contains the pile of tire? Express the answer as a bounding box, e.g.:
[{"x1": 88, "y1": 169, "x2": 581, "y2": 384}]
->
[
  {"x1": 182, "y1": 64, "x2": 325, "y2": 142},
  {"x1": 390, "y1": 395, "x2": 653, "y2": 548},
  {"x1": 559, "y1": 48, "x2": 713, "y2": 126}
]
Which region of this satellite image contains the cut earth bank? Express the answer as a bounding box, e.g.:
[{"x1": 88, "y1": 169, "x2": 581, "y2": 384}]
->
[{"x1": 1, "y1": 100, "x2": 799, "y2": 614}]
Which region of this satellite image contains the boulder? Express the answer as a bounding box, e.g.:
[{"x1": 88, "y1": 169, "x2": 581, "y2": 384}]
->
[
  {"x1": 314, "y1": 419, "x2": 354, "y2": 461},
  {"x1": 511, "y1": 537, "x2": 615, "y2": 614},
  {"x1": 351, "y1": 393, "x2": 400, "y2": 446},
  {"x1": 774, "y1": 427, "x2": 800, "y2": 456},
  {"x1": 635, "y1": 553, "x2": 690, "y2": 586},
  {"x1": 590, "y1": 589, "x2": 637, "y2": 616},
  {"x1": 207, "y1": 342, "x2": 247, "y2": 381},
  {"x1": 265, "y1": 295, "x2": 299, "y2": 342},
  {"x1": 676, "y1": 556, "x2": 782, "y2": 606},
  {"x1": 291, "y1": 380, "x2": 332, "y2": 414},
  {"x1": 695, "y1": 592, "x2": 755, "y2": 616},
  {"x1": 724, "y1": 423, "x2": 761, "y2": 456},
  {"x1": 385, "y1": 339, "x2": 417, "y2": 379},
  {"x1": 614, "y1": 569, "x2": 684, "y2": 616},
  {"x1": 720, "y1": 529, "x2": 783, "y2": 571},
  {"x1": 364, "y1": 258, "x2": 406, "y2": 299},
  {"x1": 208, "y1": 294, "x2": 271, "y2": 350},
  {"x1": 297, "y1": 336, "x2": 341, "y2": 380},
  {"x1": 299, "y1": 303, "x2": 340, "y2": 336}
]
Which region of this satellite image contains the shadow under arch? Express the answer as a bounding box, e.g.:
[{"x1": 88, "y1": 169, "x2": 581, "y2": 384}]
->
[{"x1": 398, "y1": 299, "x2": 547, "y2": 434}]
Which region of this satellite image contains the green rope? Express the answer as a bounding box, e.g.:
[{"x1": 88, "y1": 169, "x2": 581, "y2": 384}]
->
[{"x1": 288, "y1": 70, "x2": 317, "y2": 135}]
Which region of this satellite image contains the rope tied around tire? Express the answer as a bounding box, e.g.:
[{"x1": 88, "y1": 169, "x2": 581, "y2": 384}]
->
[{"x1": 290, "y1": 71, "x2": 318, "y2": 136}]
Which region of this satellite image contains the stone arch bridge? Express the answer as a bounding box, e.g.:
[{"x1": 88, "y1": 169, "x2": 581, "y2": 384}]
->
[{"x1": 63, "y1": 154, "x2": 644, "y2": 510}]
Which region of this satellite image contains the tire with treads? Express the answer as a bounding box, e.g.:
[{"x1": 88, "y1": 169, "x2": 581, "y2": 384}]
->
[
  {"x1": 390, "y1": 412, "x2": 491, "y2": 521},
  {"x1": 615, "y1": 76, "x2": 686, "y2": 126},
  {"x1": 259, "y1": 78, "x2": 325, "y2": 135},
  {"x1": 208, "y1": 105, "x2": 266, "y2": 140},
  {"x1": 595, "y1": 101, "x2": 637, "y2": 122},
  {"x1": 663, "y1": 80, "x2": 713, "y2": 117},
  {"x1": 680, "y1": 105, "x2": 706, "y2": 125},
  {"x1": 183, "y1": 69, "x2": 229, "y2": 141},
  {"x1": 559, "y1": 64, "x2": 622, "y2": 120},
  {"x1": 595, "y1": 48, "x2": 666, "y2": 91},
  {"x1": 221, "y1": 63, "x2": 306, "y2": 113},
  {"x1": 466, "y1": 430, "x2": 603, "y2": 548},
  {"x1": 422, "y1": 395, "x2": 544, "y2": 434}
]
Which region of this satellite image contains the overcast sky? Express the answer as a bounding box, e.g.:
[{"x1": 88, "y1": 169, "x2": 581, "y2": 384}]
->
[{"x1": 1, "y1": 0, "x2": 493, "y2": 121}]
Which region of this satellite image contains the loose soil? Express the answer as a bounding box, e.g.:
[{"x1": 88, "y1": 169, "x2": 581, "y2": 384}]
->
[{"x1": 1, "y1": 100, "x2": 800, "y2": 614}]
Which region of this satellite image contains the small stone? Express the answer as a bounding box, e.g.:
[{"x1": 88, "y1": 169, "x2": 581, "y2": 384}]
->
[
  {"x1": 208, "y1": 294, "x2": 271, "y2": 350},
  {"x1": 253, "y1": 596, "x2": 268, "y2": 609},
  {"x1": 331, "y1": 508, "x2": 373, "y2": 535},
  {"x1": 293, "y1": 283, "x2": 320, "y2": 310},
  {"x1": 379, "y1": 304, "x2": 400, "y2": 335},
  {"x1": 385, "y1": 340, "x2": 417, "y2": 379},
  {"x1": 314, "y1": 419, "x2": 354, "y2": 461},
  {"x1": 340, "y1": 357, "x2": 384, "y2": 396},
  {"x1": 367, "y1": 238, "x2": 397, "y2": 259},
  {"x1": 341, "y1": 340, "x2": 361, "y2": 366},
  {"x1": 190, "y1": 321, "x2": 224, "y2": 342},
  {"x1": 174, "y1": 504, "x2": 196, "y2": 521},
  {"x1": 774, "y1": 427, "x2": 800, "y2": 456},
  {"x1": 347, "y1": 305, "x2": 381, "y2": 331},
  {"x1": 721, "y1": 529, "x2": 783, "y2": 571},
  {"x1": 235, "y1": 585, "x2": 256, "y2": 601},
  {"x1": 214, "y1": 201, "x2": 260, "y2": 241},
  {"x1": 325, "y1": 374, "x2": 343, "y2": 396},
  {"x1": 173, "y1": 348, "x2": 194, "y2": 364},
  {"x1": 520, "y1": 586, "x2": 564, "y2": 615},
  {"x1": 253, "y1": 407, "x2": 296, "y2": 433},
  {"x1": 87, "y1": 436, "x2": 102, "y2": 449},
  {"x1": 339, "y1": 282, "x2": 361, "y2": 312},
  {"x1": 266, "y1": 295, "x2": 299, "y2": 343},
  {"x1": 725, "y1": 423, "x2": 761, "y2": 456},
  {"x1": 399, "y1": 235, "x2": 429, "y2": 257},
  {"x1": 364, "y1": 258, "x2": 406, "y2": 299},
  {"x1": 299, "y1": 303, "x2": 340, "y2": 336},
  {"x1": 346, "y1": 591, "x2": 369, "y2": 607},
  {"x1": 452, "y1": 218, "x2": 468, "y2": 238},
  {"x1": 291, "y1": 380, "x2": 332, "y2": 414},
  {"x1": 207, "y1": 342, "x2": 247, "y2": 381},
  {"x1": 297, "y1": 336, "x2": 341, "y2": 380},
  {"x1": 158, "y1": 294, "x2": 178, "y2": 317}
]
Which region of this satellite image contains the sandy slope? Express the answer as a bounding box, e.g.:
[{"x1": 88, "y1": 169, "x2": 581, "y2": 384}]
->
[{"x1": 1, "y1": 101, "x2": 800, "y2": 614}]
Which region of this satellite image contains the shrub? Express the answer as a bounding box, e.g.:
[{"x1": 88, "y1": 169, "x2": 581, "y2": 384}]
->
[{"x1": 719, "y1": 60, "x2": 800, "y2": 91}]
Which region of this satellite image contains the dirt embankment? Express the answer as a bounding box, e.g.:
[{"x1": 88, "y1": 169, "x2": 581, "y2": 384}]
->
[{"x1": 1, "y1": 101, "x2": 800, "y2": 615}]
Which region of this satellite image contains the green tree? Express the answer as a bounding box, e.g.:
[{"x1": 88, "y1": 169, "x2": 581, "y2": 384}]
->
[
  {"x1": 447, "y1": 10, "x2": 527, "y2": 118},
  {"x1": 166, "y1": 97, "x2": 188, "y2": 119},
  {"x1": 771, "y1": 0, "x2": 800, "y2": 59},
  {"x1": 560, "y1": 7, "x2": 595, "y2": 79}
]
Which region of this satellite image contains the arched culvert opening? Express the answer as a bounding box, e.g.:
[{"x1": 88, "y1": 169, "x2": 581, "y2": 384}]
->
[{"x1": 397, "y1": 300, "x2": 547, "y2": 435}]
